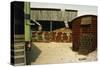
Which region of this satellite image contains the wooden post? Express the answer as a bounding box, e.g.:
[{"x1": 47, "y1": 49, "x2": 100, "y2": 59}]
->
[
  {"x1": 24, "y1": 2, "x2": 32, "y2": 65},
  {"x1": 24, "y1": 2, "x2": 31, "y2": 42}
]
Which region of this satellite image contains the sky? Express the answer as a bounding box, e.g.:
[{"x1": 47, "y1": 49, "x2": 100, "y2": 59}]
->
[{"x1": 31, "y1": 2, "x2": 97, "y2": 16}]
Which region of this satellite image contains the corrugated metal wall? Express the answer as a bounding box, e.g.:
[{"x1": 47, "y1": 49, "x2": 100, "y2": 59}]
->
[{"x1": 31, "y1": 8, "x2": 77, "y2": 21}]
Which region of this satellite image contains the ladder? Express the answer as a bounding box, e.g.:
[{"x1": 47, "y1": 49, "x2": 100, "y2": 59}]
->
[{"x1": 11, "y1": 35, "x2": 26, "y2": 66}]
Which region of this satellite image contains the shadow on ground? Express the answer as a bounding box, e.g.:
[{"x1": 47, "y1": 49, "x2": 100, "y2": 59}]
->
[
  {"x1": 26, "y1": 43, "x2": 41, "y2": 65},
  {"x1": 31, "y1": 43, "x2": 41, "y2": 62}
]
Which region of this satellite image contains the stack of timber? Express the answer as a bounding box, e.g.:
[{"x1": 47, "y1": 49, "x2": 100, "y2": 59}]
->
[{"x1": 11, "y1": 35, "x2": 26, "y2": 66}]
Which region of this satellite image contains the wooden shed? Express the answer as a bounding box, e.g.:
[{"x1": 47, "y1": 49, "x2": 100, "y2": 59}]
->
[
  {"x1": 70, "y1": 15, "x2": 97, "y2": 54},
  {"x1": 31, "y1": 8, "x2": 77, "y2": 21}
]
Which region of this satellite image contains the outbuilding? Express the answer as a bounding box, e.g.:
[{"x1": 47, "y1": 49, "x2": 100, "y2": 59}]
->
[{"x1": 70, "y1": 15, "x2": 97, "y2": 54}]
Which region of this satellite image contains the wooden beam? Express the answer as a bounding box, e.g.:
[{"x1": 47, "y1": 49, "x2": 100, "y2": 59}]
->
[{"x1": 24, "y1": 2, "x2": 31, "y2": 41}]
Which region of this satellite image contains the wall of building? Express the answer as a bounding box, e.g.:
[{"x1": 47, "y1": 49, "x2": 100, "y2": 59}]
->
[{"x1": 30, "y1": 2, "x2": 97, "y2": 16}]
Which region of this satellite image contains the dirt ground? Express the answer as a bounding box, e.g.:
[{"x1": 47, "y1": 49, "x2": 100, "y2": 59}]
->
[{"x1": 31, "y1": 42, "x2": 97, "y2": 64}]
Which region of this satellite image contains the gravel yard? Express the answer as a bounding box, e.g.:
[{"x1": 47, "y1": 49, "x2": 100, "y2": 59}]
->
[{"x1": 31, "y1": 42, "x2": 97, "y2": 64}]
